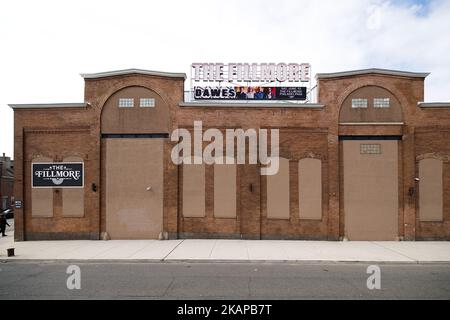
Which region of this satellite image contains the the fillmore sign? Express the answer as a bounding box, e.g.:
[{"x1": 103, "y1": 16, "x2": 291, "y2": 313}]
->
[
  {"x1": 32, "y1": 162, "x2": 84, "y2": 188},
  {"x1": 194, "y1": 86, "x2": 307, "y2": 100},
  {"x1": 191, "y1": 63, "x2": 311, "y2": 82}
]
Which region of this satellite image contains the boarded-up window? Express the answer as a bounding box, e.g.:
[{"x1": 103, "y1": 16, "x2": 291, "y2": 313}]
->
[
  {"x1": 214, "y1": 159, "x2": 236, "y2": 218},
  {"x1": 419, "y1": 158, "x2": 443, "y2": 221},
  {"x1": 62, "y1": 156, "x2": 84, "y2": 217},
  {"x1": 182, "y1": 157, "x2": 205, "y2": 217},
  {"x1": 31, "y1": 156, "x2": 53, "y2": 217},
  {"x1": 299, "y1": 158, "x2": 322, "y2": 220},
  {"x1": 267, "y1": 157, "x2": 290, "y2": 219}
]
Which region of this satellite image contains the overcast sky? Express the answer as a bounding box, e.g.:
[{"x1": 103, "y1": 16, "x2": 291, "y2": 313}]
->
[{"x1": 1, "y1": 0, "x2": 449, "y2": 159}]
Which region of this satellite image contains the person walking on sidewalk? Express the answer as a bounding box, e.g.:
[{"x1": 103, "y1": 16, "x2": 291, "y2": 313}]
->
[{"x1": 0, "y1": 215, "x2": 10, "y2": 236}]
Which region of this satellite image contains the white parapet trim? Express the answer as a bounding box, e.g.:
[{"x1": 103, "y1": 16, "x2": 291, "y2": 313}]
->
[
  {"x1": 316, "y1": 68, "x2": 429, "y2": 79},
  {"x1": 418, "y1": 102, "x2": 450, "y2": 108},
  {"x1": 80, "y1": 68, "x2": 186, "y2": 80},
  {"x1": 8, "y1": 103, "x2": 88, "y2": 110}
]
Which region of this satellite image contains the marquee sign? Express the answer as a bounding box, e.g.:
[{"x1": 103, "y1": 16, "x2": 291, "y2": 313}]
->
[
  {"x1": 32, "y1": 162, "x2": 84, "y2": 188},
  {"x1": 194, "y1": 86, "x2": 307, "y2": 100},
  {"x1": 192, "y1": 63, "x2": 311, "y2": 82},
  {"x1": 191, "y1": 63, "x2": 310, "y2": 101}
]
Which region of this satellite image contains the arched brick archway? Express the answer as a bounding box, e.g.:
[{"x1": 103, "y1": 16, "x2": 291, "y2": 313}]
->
[
  {"x1": 100, "y1": 85, "x2": 171, "y2": 134},
  {"x1": 96, "y1": 81, "x2": 173, "y2": 120},
  {"x1": 336, "y1": 79, "x2": 411, "y2": 124},
  {"x1": 339, "y1": 85, "x2": 404, "y2": 124}
]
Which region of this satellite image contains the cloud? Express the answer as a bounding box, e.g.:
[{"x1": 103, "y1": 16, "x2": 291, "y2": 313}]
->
[
  {"x1": 0, "y1": 0, "x2": 449, "y2": 157},
  {"x1": 366, "y1": 3, "x2": 386, "y2": 30}
]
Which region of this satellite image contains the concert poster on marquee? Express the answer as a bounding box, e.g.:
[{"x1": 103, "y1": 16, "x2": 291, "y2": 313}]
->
[{"x1": 193, "y1": 86, "x2": 307, "y2": 100}]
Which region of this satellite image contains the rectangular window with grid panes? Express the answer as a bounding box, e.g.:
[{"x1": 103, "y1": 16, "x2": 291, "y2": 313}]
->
[
  {"x1": 360, "y1": 144, "x2": 381, "y2": 154},
  {"x1": 118, "y1": 98, "x2": 134, "y2": 107},
  {"x1": 374, "y1": 98, "x2": 390, "y2": 108},
  {"x1": 351, "y1": 98, "x2": 368, "y2": 108},
  {"x1": 140, "y1": 98, "x2": 155, "y2": 107}
]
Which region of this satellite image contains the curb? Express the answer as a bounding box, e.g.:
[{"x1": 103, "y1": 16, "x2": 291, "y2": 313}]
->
[{"x1": 2, "y1": 258, "x2": 449, "y2": 264}]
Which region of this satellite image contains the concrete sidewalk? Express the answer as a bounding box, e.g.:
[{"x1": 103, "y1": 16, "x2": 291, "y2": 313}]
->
[{"x1": 1, "y1": 224, "x2": 450, "y2": 262}]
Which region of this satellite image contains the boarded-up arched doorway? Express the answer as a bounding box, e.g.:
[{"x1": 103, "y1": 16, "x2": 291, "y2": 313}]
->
[
  {"x1": 101, "y1": 86, "x2": 168, "y2": 239},
  {"x1": 340, "y1": 86, "x2": 402, "y2": 240}
]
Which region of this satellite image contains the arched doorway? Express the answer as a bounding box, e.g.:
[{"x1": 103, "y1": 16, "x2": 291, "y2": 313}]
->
[
  {"x1": 101, "y1": 86, "x2": 169, "y2": 239},
  {"x1": 340, "y1": 86, "x2": 403, "y2": 240}
]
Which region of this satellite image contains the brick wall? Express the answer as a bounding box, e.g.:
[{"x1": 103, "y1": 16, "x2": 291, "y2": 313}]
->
[{"x1": 12, "y1": 71, "x2": 450, "y2": 240}]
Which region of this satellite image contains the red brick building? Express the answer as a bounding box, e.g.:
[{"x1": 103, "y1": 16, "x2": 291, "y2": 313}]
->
[
  {"x1": 0, "y1": 153, "x2": 14, "y2": 212},
  {"x1": 9, "y1": 68, "x2": 450, "y2": 241}
]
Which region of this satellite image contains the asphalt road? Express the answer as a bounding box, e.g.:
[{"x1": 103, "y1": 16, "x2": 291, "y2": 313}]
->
[{"x1": 0, "y1": 261, "x2": 449, "y2": 299}]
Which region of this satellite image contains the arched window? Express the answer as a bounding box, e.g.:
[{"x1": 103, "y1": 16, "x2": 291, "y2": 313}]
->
[
  {"x1": 62, "y1": 156, "x2": 84, "y2": 217},
  {"x1": 31, "y1": 156, "x2": 53, "y2": 217},
  {"x1": 266, "y1": 157, "x2": 290, "y2": 219},
  {"x1": 101, "y1": 86, "x2": 169, "y2": 134},
  {"x1": 419, "y1": 158, "x2": 443, "y2": 221},
  {"x1": 339, "y1": 86, "x2": 403, "y2": 123},
  {"x1": 182, "y1": 156, "x2": 205, "y2": 217},
  {"x1": 298, "y1": 158, "x2": 322, "y2": 220}
]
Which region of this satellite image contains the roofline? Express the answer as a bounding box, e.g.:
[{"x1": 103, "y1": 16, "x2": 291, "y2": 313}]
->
[
  {"x1": 339, "y1": 122, "x2": 404, "y2": 126},
  {"x1": 80, "y1": 68, "x2": 187, "y2": 80},
  {"x1": 418, "y1": 102, "x2": 450, "y2": 108},
  {"x1": 8, "y1": 103, "x2": 88, "y2": 110},
  {"x1": 179, "y1": 102, "x2": 324, "y2": 108},
  {"x1": 316, "y1": 68, "x2": 430, "y2": 79}
]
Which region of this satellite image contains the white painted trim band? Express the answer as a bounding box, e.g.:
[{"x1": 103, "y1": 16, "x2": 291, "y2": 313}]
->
[{"x1": 81, "y1": 68, "x2": 186, "y2": 80}]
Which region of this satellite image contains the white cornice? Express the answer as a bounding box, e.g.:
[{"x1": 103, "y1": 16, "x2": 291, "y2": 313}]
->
[
  {"x1": 316, "y1": 68, "x2": 429, "y2": 79},
  {"x1": 80, "y1": 68, "x2": 187, "y2": 80},
  {"x1": 8, "y1": 103, "x2": 88, "y2": 110},
  {"x1": 418, "y1": 102, "x2": 450, "y2": 108}
]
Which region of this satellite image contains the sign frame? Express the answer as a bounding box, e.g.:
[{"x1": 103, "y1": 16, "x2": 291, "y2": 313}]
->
[
  {"x1": 31, "y1": 162, "x2": 84, "y2": 189},
  {"x1": 193, "y1": 86, "x2": 307, "y2": 101}
]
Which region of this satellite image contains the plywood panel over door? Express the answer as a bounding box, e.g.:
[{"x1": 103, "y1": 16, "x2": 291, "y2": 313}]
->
[
  {"x1": 343, "y1": 140, "x2": 398, "y2": 240},
  {"x1": 62, "y1": 156, "x2": 84, "y2": 217},
  {"x1": 419, "y1": 158, "x2": 443, "y2": 221},
  {"x1": 266, "y1": 157, "x2": 290, "y2": 219},
  {"x1": 298, "y1": 158, "x2": 322, "y2": 220},
  {"x1": 182, "y1": 158, "x2": 206, "y2": 218},
  {"x1": 105, "y1": 138, "x2": 163, "y2": 239},
  {"x1": 214, "y1": 162, "x2": 237, "y2": 218},
  {"x1": 31, "y1": 156, "x2": 53, "y2": 217}
]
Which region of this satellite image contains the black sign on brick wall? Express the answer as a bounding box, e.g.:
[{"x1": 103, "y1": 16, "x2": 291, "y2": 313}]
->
[
  {"x1": 275, "y1": 87, "x2": 307, "y2": 100},
  {"x1": 32, "y1": 162, "x2": 84, "y2": 188}
]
